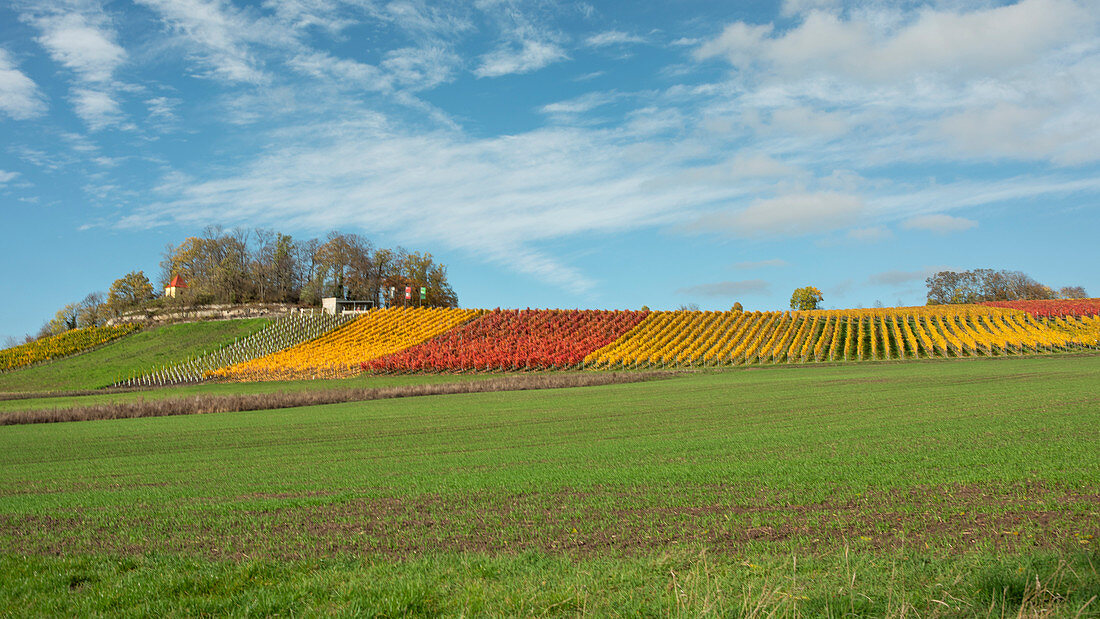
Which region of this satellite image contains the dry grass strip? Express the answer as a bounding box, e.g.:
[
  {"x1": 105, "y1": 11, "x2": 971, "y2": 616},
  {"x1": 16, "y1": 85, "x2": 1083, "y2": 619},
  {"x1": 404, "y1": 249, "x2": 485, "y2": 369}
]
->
[
  {"x1": 0, "y1": 372, "x2": 672, "y2": 426},
  {"x1": 0, "y1": 386, "x2": 149, "y2": 402}
]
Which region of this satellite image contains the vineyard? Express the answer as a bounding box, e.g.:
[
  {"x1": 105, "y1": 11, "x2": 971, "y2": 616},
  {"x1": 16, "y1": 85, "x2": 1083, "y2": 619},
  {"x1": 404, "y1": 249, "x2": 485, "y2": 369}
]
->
[
  {"x1": 585, "y1": 306, "x2": 1100, "y2": 369},
  {"x1": 0, "y1": 324, "x2": 140, "y2": 372},
  {"x1": 5, "y1": 300, "x2": 1099, "y2": 384},
  {"x1": 122, "y1": 312, "x2": 356, "y2": 387},
  {"x1": 213, "y1": 307, "x2": 483, "y2": 381},
  {"x1": 363, "y1": 309, "x2": 649, "y2": 372},
  {"x1": 196, "y1": 304, "x2": 1100, "y2": 379}
]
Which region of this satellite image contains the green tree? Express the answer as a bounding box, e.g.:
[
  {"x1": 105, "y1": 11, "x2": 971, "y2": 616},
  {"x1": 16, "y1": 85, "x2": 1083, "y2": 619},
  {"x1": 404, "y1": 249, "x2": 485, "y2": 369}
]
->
[
  {"x1": 790, "y1": 286, "x2": 824, "y2": 310},
  {"x1": 47, "y1": 302, "x2": 81, "y2": 335},
  {"x1": 395, "y1": 251, "x2": 458, "y2": 308},
  {"x1": 926, "y1": 269, "x2": 1060, "y2": 305},
  {"x1": 107, "y1": 270, "x2": 155, "y2": 314}
]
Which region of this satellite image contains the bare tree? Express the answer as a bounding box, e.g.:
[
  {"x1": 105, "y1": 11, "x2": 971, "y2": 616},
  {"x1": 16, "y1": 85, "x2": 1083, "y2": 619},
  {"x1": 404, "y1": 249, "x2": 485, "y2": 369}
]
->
[
  {"x1": 1059, "y1": 286, "x2": 1088, "y2": 299},
  {"x1": 78, "y1": 292, "x2": 106, "y2": 328}
]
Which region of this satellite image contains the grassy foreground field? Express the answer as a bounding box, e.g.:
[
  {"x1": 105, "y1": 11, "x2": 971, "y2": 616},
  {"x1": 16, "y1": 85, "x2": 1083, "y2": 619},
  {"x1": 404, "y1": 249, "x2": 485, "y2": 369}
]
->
[
  {"x1": 1, "y1": 356, "x2": 1098, "y2": 615},
  {"x1": 0, "y1": 319, "x2": 269, "y2": 393}
]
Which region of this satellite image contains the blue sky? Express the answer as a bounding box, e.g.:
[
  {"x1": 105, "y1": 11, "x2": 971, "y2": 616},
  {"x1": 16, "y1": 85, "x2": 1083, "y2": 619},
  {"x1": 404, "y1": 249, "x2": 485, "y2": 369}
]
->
[{"x1": 1, "y1": 0, "x2": 1098, "y2": 341}]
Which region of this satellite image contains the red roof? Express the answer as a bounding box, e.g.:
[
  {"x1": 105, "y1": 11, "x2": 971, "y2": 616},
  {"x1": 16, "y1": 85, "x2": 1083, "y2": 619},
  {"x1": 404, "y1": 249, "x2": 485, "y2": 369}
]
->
[{"x1": 168, "y1": 275, "x2": 188, "y2": 288}]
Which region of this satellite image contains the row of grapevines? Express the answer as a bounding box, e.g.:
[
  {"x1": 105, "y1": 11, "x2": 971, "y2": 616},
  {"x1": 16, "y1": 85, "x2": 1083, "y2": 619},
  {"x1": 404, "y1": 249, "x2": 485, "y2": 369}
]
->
[
  {"x1": 120, "y1": 312, "x2": 357, "y2": 387},
  {"x1": 364, "y1": 309, "x2": 648, "y2": 372},
  {"x1": 213, "y1": 307, "x2": 482, "y2": 381},
  {"x1": 0, "y1": 324, "x2": 140, "y2": 372},
  {"x1": 586, "y1": 306, "x2": 1097, "y2": 368}
]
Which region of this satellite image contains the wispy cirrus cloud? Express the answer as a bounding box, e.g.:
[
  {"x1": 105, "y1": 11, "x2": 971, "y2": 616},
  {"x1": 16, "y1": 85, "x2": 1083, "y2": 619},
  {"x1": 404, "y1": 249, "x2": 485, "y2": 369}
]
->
[
  {"x1": 0, "y1": 48, "x2": 47, "y2": 119},
  {"x1": 32, "y1": 11, "x2": 125, "y2": 83},
  {"x1": 25, "y1": 4, "x2": 128, "y2": 129},
  {"x1": 473, "y1": 0, "x2": 568, "y2": 78},
  {"x1": 134, "y1": 0, "x2": 290, "y2": 84},
  {"x1": 539, "y1": 91, "x2": 622, "y2": 119},
  {"x1": 8, "y1": 0, "x2": 1095, "y2": 302},
  {"x1": 120, "y1": 120, "x2": 713, "y2": 291},
  {"x1": 70, "y1": 88, "x2": 124, "y2": 131},
  {"x1": 475, "y1": 39, "x2": 567, "y2": 77},
  {"x1": 584, "y1": 30, "x2": 646, "y2": 47}
]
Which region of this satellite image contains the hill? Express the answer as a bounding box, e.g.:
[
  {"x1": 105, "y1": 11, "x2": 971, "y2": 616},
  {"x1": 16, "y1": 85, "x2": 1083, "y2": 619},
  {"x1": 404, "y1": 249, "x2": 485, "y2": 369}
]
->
[{"x1": 0, "y1": 319, "x2": 268, "y2": 393}]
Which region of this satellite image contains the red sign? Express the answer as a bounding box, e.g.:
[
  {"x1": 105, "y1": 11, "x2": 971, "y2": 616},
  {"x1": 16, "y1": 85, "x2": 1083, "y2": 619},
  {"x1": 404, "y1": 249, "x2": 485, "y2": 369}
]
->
[{"x1": 405, "y1": 286, "x2": 412, "y2": 299}]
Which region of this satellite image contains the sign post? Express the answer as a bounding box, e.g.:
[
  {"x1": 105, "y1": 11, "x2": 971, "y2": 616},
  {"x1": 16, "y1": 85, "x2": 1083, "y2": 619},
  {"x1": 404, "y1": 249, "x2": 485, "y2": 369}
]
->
[{"x1": 420, "y1": 286, "x2": 427, "y2": 307}]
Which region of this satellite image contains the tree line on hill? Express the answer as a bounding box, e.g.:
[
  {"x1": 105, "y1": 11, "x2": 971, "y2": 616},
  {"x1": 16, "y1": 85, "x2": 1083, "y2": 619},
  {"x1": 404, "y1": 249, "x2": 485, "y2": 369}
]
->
[
  {"x1": 925, "y1": 269, "x2": 1086, "y2": 305},
  {"x1": 158, "y1": 227, "x2": 457, "y2": 308},
  {"x1": 20, "y1": 227, "x2": 457, "y2": 344}
]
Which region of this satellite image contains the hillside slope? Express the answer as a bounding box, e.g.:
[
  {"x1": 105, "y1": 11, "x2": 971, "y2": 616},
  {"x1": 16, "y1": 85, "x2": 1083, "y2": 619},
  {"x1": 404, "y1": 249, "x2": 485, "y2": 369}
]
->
[{"x1": 0, "y1": 319, "x2": 268, "y2": 393}]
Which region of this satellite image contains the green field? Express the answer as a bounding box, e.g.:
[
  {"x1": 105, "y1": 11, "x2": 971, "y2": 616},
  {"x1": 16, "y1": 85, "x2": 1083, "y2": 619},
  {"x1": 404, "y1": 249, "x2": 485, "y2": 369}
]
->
[
  {"x1": 0, "y1": 319, "x2": 269, "y2": 393},
  {"x1": 1, "y1": 356, "x2": 1098, "y2": 615}
]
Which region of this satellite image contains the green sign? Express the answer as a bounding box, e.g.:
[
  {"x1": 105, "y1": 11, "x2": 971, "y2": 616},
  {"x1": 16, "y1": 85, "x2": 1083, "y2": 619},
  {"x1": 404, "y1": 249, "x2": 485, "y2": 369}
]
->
[{"x1": 420, "y1": 287, "x2": 427, "y2": 300}]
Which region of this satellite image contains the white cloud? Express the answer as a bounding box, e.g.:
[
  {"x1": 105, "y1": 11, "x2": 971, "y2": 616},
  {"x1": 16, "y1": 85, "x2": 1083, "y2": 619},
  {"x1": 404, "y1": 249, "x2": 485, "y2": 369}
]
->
[
  {"x1": 676, "y1": 280, "x2": 770, "y2": 297},
  {"x1": 902, "y1": 214, "x2": 977, "y2": 234},
  {"x1": 24, "y1": 6, "x2": 129, "y2": 129},
  {"x1": 780, "y1": 0, "x2": 841, "y2": 17},
  {"x1": 638, "y1": 153, "x2": 803, "y2": 195},
  {"x1": 379, "y1": 1, "x2": 474, "y2": 41},
  {"x1": 585, "y1": 30, "x2": 646, "y2": 47},
  {"x1": 691, "y1": 0, "x2": 1100, "y2": 170},
  {"x1": 694, "y1": 22, "x2": 773, "y2": 67},
  {"x1": 766, "y1": 106, "x2": 849, "y2": 138},
  {"x1": 729, "y1": 154, "x2": 801, "y2": 179},
  {"x1": 938, "y1": 103, "x2": 1100, "y2": 165},
  {"x1": 145, "y1": 96, "x2": 181, "y2": 123},
  {"x1": 0, "y1": 48, "x2": 47, "y2": 119},
  {"x1": 692, "y1": 191, "x2": 865, "y2": 238},
  {"x1": 473, "y1": 0, "x2": 569, "y2": 78},
  {"x1": 475, "y1": 39, "x2": 568, "y2": 77},
  {"x1": 573, "y1": 70, "x2": 604, "y2": 81},
  {"x1": 71, "y1": 88, "x2": 124, "y2": 130},
  {"x1": 118, "y1": 119, "x2": 737, "y2": 289},
  {"x1": 263, "y1": 0, "x2": 355, "y2": 34},
  {"x1": 698, "y1": 0, "x2": 1096, "y2": 83},
  {"x1": 0, "y1": 170, "x2": 20, "y2": 184},
  {"x1": 539, "y1": 91, "x2": 619, "y2": 116},
  {"x1": 135, "y1": 0, "x2": 289, "y2": 84},
  {"x1": 382, "y1": 46, "x2": 461, "y2": 90},
  {"x1": 33, "y1": 12, "x2": 126, "y2": 84},
  {"x1": 288, "y1": 51, "x2": 389, "y2": 90}
]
